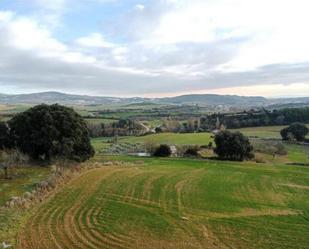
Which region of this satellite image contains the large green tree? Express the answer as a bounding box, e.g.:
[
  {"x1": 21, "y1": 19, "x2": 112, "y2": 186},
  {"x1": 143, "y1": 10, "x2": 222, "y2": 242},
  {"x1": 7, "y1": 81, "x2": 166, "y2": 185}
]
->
[
  {"x1": 8, "y1": 104, "x2": 94, "y2": 162},
  {"x1": 280, "y1": 123, "x2": 309, "y2": 141},
  {"x1": 214, "y1": 131, "x2": 254, "y2": 161}
]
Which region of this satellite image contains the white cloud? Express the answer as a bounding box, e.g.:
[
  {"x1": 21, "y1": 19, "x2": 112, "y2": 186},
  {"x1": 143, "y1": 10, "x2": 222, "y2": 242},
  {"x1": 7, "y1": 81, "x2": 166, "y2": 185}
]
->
[
  {"x1": 29, "y1": 0, "x2": 68, "y2": 28},
  {"x1": 140, "y1": 0, "x2": 309, "y2": 71},
  {"x1": 0, "y1": 11, "x2": 14, "y2": 21},
  {"x1": 76, "y1": 33, "x2": 115, "y2": 48},
  {"x1": 135, "y1": 4, "x2": 145, "y2": 11},
  {"x1": 1, "y1": 0, "x2": 309, "y2": 97},
  {"x1": 8, "y1": 18, "x2": 66, "y2": 52}
]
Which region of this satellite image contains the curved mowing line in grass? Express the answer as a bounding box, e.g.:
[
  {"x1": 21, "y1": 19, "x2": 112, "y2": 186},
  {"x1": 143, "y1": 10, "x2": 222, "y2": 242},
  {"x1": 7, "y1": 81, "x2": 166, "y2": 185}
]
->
[
  {"x1": 17, "y1": 167, "x2": 212, "y2": 249},
  {"x1": 17, "y1": 161, "x2": 309, "y2": 249}
]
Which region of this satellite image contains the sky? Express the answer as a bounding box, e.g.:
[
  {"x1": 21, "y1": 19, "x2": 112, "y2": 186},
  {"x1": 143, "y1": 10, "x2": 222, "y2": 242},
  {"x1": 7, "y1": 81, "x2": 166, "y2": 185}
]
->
[{"x1": 1, "y1": 0, "x2": 309, "y2": 97}]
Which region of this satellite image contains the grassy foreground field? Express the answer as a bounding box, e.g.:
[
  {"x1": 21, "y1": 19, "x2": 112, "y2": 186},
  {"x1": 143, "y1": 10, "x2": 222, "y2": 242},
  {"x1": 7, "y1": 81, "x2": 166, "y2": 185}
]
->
[{"x1": 17, "y1": 156, "x2": 309, "y2": 249}]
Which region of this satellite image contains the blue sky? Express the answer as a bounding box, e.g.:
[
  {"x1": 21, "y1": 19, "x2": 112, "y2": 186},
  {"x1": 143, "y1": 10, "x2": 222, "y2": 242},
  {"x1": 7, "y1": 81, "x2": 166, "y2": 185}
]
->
[
  {"x1": 0, "y1": 0, "x2": 130, "y2": 41},
  {"x1": 1, "y1": 0, "x2": 309, "y2": 97}
]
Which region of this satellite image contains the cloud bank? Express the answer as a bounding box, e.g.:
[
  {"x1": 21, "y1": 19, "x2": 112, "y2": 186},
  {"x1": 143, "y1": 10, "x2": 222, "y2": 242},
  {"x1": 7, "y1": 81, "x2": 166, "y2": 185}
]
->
[{"x1": 1, "y1": 0, "x2": 309, "y2": 97}]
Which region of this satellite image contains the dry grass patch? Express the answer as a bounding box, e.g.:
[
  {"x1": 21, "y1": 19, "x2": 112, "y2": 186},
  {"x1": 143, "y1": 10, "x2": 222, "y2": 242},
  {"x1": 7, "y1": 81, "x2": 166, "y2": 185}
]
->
[{"x1": 279, "y1": 183, "x2": 309, "y2": 190}]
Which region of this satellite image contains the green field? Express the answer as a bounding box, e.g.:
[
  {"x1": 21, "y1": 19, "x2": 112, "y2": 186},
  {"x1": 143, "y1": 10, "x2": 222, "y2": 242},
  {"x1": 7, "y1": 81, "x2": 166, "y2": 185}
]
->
[
  {"x1": 121, "y1": 132, "x2": 213, "y2": 145},
  {"x1": 92, "y1": 125, "x2": 309, "y2": 154},
  {"x1": 0, "y1": 166, "x2": 52, "y2": 246},
  {"x1": 16, "y1": 156, "x2": 309, "y2": 249},
  {"x1": 0, "y1": 104, "x2": 33, "y2": 114},
  {"x1": 92, "y1": 137, "x2": 112, "y2": 151},
  {"x1": 230, "y1": 126, "x2": 287, "y2": 138},
  {"x1": 0, "y1": 166, "x2": 51, "y2": 206},
  {"x1": 285, "y1": 144, "x2": 309, "y2": 164},
  {"x1": 1, "y1": 126, "x2": 309, "y2": 248},
  {"x1": 85, "y1": 118, "x2": 118, "y2": 125},
  {"x1": 92, "y1": 131, "x2": 309, "y2": 165},
  {"x1": 230, "y1": 124, "x2": 309, "y2": 139},
  {"x1": 91, "y1": 132, "x2": 213, "y2": 154}
]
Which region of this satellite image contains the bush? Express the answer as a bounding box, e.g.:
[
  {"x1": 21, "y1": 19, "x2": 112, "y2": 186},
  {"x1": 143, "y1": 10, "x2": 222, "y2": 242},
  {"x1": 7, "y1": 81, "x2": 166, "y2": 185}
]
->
[
  {"x1": 208, "y1": 141, "x2": 213, "y2": 149},
  {"x1": 7, "y1": 104, "x2": 94, "y2": 162},
  {"x1": 274, "y1": 142, "x2": 287, "y2": 155},
  {"x1": 155, "y1": 127, "x2": 163, "y2": 133},
  {"x1": 280, "y1": 123, "x2": 309, "y2": 141},
  {"x1": 251, "y1": 140, "x2": 287, "y2": 156},
  {"x1": 254, "y1": 154, "x2": 266, "y2": 164},
  {"x1": 153, "y1": 144, "x2": 171, "y2": 157},
  {"x1": 214, "y1": 131, "x2": 254, "y2": 161},
  {"x1": 184, "y1": 146, "x2": 200, "y2": 157}
]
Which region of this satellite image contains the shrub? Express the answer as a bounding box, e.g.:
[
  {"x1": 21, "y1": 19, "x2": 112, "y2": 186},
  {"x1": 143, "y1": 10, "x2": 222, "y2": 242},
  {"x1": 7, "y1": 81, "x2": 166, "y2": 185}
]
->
[
  {"x1": 251, "y1": 140, "x2": 287, "y2": 156},
  {"x1": 155, "y1": 127, "x2": 163, "y2": 133},
  {"x1": 214, "y1": 131, "x2": 254, "y2": 161},
  {"x1": 153, "y1": 144, "x2": 171, "y2": 157},
  {"x1": 8, "y1": 104, "x2": 94, "y2": 162},
  {"x1": 274, "y1": 142, "x2": 287, "y2": 155},
  {"x1": 254, "y1": 154, "x2": 266, "y2": 164},
  {"x1": 208, "y1": 141, "x2": 213, "y2": 149},
  {"x1": 184, "y1": 146, "x2": 200, "y2": 157},
  {"x1": 280, "y1": 123, "x2": 309, "y2": 141}
]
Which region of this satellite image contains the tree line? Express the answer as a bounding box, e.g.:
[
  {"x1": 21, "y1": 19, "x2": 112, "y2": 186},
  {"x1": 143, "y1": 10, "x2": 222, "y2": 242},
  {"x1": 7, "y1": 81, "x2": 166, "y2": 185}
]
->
[
  {"x1": 87, "y1": 107, "x2": 309, "y2": 136},
  {"x1": 88, "y1": 119, "x2": 148, "y2": 137},
  {"x1": 200, "y1": 107, "x2": 309, "y2": 130}
]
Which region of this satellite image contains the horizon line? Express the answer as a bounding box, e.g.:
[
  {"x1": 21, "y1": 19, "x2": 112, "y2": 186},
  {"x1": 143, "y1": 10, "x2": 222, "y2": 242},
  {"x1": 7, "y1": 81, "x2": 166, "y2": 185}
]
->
[{"x1": 1, "y1": 90, "x2": 309, "y2": 100}]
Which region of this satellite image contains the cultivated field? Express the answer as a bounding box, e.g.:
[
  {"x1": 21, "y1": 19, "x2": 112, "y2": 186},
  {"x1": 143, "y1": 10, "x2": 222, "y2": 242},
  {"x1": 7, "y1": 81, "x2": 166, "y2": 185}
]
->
[
  {"x1": 85, "y1": 118, "x2": 118, "y2": 125},
  {"x1": 121, "y1": 132, "x2": 213, "y2": 145},
  {"x1": 92, "y1": 132, "x2": 213, "y2": 152},
  {"x1": 17, "y1": 157, "x2": 309, "y2": 249},
  {"x1": 0, "y1": 104, "x2": 32, "y2": 114},
  {"x1": 230, "y1": 125, "x2": 309, "y2": 139}
]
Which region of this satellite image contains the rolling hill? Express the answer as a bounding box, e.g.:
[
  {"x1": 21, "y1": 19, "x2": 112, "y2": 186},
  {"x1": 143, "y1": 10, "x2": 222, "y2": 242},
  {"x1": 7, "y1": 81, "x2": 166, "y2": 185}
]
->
[{"x1": 0, "y1": 91, "x2": 309, "y2": 108}]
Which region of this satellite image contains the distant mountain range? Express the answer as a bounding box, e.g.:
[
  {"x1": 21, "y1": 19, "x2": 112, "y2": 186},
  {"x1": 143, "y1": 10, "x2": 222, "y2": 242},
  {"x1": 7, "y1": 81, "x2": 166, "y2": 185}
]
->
[{"x1": 0, "y1": 91, "x2": 309, "y2": 108}]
